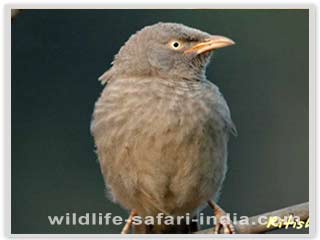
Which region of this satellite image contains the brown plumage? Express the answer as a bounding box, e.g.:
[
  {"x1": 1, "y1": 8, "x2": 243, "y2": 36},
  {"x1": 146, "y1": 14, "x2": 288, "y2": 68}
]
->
[{"x1": 91, "y1": 22, "x2": 236, "y2": 234}]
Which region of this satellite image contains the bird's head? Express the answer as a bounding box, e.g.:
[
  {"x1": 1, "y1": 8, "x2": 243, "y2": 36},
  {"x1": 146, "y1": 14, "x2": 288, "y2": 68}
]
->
[{"x1": 99, "y1": 22, "x2": 235, "y2": 83}]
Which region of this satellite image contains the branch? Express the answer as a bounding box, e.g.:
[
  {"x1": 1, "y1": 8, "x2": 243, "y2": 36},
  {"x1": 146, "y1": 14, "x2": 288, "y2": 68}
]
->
[{"x1": 196, "y1": 202, "x2": 309, "y2": 234}]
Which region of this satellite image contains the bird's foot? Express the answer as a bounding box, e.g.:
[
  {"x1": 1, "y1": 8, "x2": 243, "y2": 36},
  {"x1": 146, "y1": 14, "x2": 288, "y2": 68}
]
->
[
  {"x1": 208, "y1": 200, "x2": 235, "y2": 234},
  {"x1": 121, "y1": 209, "x2": 137, "y2": 234}
]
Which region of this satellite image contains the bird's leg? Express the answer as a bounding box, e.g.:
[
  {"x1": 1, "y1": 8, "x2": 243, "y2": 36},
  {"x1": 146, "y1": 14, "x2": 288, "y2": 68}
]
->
[
  {"x1": 121, "y1": 209, "x2": 138, "y2": 234},
  {"x1": 208, "y1": 200, "x2": 235, "y2": 234}
]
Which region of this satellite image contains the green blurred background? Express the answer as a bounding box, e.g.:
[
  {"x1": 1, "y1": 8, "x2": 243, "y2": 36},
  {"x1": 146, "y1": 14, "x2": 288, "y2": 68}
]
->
[{"x1": 11, "y1": 9, "x2": 309, "y2": 234}]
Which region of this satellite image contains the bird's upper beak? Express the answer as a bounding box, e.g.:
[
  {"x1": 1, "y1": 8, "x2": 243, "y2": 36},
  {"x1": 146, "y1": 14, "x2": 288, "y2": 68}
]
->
[{"x1": 184, "y1": 35, "x2": 235, "y2": 55}]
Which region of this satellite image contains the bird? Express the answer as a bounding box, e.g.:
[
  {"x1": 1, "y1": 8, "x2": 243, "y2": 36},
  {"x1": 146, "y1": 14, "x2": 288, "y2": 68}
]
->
[{"x1": 91, "y1": 22, "x2": 236, "y2": 234}]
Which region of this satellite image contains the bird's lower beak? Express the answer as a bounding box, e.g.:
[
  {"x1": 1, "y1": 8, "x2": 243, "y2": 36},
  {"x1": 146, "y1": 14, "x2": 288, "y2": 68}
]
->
[{"x1": 184, "y1": 35, "x2": 235, "y2": 55}]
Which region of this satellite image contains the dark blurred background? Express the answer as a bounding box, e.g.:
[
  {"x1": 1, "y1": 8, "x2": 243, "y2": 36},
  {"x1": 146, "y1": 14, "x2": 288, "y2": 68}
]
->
[{"x1": 11, "y1": 9, "x2": 309, "y2": 234}]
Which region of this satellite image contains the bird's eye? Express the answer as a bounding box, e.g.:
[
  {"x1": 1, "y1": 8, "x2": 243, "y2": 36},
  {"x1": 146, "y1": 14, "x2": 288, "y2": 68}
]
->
[{"x1": 170, "y1": 40, "x2": 183, "y2": 50}]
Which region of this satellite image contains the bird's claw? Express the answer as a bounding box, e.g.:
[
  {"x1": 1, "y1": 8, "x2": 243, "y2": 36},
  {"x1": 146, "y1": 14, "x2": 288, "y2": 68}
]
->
[
  {"x1": 121, "y1": 210, "x2": 138, "y2": 234},
  {"x1": 213, "y1": 219, "x2": 235, "y2": 234},
  {"x1": 208, "y1": 200, "x2": 235, "y2": 234}
]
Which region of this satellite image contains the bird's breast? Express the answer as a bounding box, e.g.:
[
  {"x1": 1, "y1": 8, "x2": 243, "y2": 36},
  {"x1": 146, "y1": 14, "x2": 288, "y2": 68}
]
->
[{"x1": 91, "y1": 77, "x2": 228, "y2": 216}]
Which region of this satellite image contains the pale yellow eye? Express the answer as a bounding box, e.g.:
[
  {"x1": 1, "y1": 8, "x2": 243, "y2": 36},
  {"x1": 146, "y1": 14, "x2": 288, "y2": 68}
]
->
[{"x1": 170, "y1": 40, "x2": 183, "y2": 50}]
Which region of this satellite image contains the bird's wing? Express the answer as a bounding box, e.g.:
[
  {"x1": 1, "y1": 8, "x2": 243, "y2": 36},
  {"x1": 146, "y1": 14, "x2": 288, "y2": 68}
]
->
[
  {"x1": 216, "y1": 95, "x2": 238, "y2": 136},
  {"x1": 206, "y1": 80, "x2": 237, "y2": 136},
  {"x1": 220, "y1": 94, "x2": 238, "y2": 136}
]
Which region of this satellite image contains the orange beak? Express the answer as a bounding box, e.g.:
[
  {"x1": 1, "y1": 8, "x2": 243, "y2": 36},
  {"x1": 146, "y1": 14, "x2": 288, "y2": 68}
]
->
[{"x1": 184, "y1": 35, "x2": 235, "y2": 55}]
